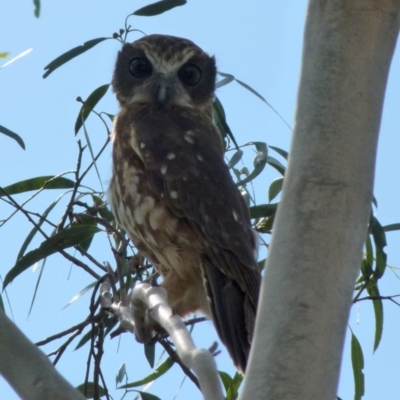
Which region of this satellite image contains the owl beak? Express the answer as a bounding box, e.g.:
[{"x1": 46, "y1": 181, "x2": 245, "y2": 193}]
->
[
  {"x1": 157, "y1": 82, "x2": 170, "y2": 110},
  {"x1": 157, "y1": 84, "x2": 170, "y2": 109}
]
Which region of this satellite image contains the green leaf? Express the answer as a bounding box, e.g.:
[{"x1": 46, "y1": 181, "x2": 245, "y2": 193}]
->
[
  {"x1": 64, "y1": 281, "x2": 97, "y2": 309},
  {"x1": 3, "y1": 225, "x2": 100, "y2": 288},
  {"x1": 218, "y1": 71, "x2": 292, "y2": 131},
  {"x1": 137, "y1": 392, "x2": 162, "y2": 400},
  {"x1": 0, "y1": 175, "x2": 74, "y2": 196},
  {"x1": 366, "y1": 284, "x2": 384, "y2": 352},
  {"x1": 144, "y1": 343, "x2": 155, "y2": 368},
  {"x1": 216, "y1": 72, "x2": 234, "y2": 89},
  {"x1": 76, "y1": 382, "x2": 106, "y2": 398},
  {"x1": 116, "y1": 363, "x2": 126, "y2": 385},
  {"x1": 120, "y1": 357, "x2": 174, "y2": 388},
  {"x1": 382, "y1": 223, "x2": 400, "y2": 232},
  {"x1": 269, "y1": 145, "x2": 288, "y2": 160},
  {"x1": 227, "y1": 150, "x2": 243, "y2": 169},
  {"x1": 0, "y1": 124, "x2": 25, "y2": 149},
  {"x1": 370, "y1": 216, "x2": 387, "y2": 280},
  {"x1": 212, "y1": 97, "x2": 238, "y2": 148},
  {"x1": 75, "y1": 84, "x2": 110, "y2": 135},
  {"x1": 267, "y1": 155, "x2": 286, "y2": 175},
  {"x1": 43, "y1": 38, "x2": 109, "y2": 78},
  {"x1": 268, "y1": 177, "x2": 284, "y2": 202},
  {"x1": 226, "y1": 372, "x2": 243, "y2": 400},
  {"x1": 133, "y1": 0, "x2": 186, "y2": 16},
  {"x1": 249, "y1": 203, "x2": 278, "y2": 219},
  {"x1": 33, "y1": 0, "x2": 40, "y2": 17},
  {"x1": 75, "y1": 328, "x2": 93, "y2": 350},
  {"x1": 218, "y1": 371, "x2": 233, "y2": 392},
  {"x1": 17, "y1": 196, "x2": 62, "y2": 262},
  {"x1": 0, "y1": 52, "x2": 9, "y2": 58},
  {"x1": 350, "y1": 331, "x2": 365, "y2": 400},
  {"x1": 236, "y1": 142, "x2": 268, "y2": 186}
]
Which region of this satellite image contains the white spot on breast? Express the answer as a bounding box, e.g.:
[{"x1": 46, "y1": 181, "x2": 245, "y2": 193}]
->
[
  {"x1": 232, "y1": 209, "x2": 239, "y2": 222},
  {"x1": 184, "y1": 134, "x2": 195, "y2": 144},
  {"x1": 196, "y1": 154, "x2": 204, "y2": 162},
  {"x1": 161, "y1": 164, "x2": 167, "y2": 175},
  {"x1": 170, "y1": 191, "x2": 178, "y2": 199},
  {"x1": 140, "y1": 142, "x2": 145, "y2": 149},
  {"x1": 167, "y1": 152, "x2": 176, "y2": 160}
]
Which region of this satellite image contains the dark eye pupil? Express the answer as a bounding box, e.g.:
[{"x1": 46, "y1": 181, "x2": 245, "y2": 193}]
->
[
  {"x1": 178, "y1": 63, "x2": 201, "y2": 86},
  {"x1": 130, "y1": 57, "x2": 152, "y2": 78}
]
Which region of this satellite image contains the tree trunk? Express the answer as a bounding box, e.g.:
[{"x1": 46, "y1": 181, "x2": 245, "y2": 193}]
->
[{"x1": 241, "y1": 1, "x2": 400, "y2": 399}]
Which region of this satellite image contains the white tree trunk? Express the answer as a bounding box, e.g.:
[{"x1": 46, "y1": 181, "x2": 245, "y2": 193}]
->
[
  {"x1": 0, "y1": 309, "x2": 86, "y2": 400},
  {"x1": 241, "y1": 1, "x2": 400, "y2": 399}
]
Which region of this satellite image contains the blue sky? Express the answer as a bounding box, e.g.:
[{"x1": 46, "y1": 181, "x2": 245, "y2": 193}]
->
[{"x1": 1, "y1": 1, "x2": 400, "y2": 399}]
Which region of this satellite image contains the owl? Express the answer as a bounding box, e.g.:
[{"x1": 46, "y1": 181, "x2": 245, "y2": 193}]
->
[{"x1": 109, "y1": 34, "x2": 261, "y2": 373}]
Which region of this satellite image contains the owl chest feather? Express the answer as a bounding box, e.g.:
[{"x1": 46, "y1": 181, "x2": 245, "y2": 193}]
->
[{"x1": 109, "y1": 138, "x2": 202, "y2": 283}]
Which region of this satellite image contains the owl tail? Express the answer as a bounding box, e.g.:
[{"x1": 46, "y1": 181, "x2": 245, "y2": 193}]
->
[{"x1": 202, "y1": 256, "x2": 256, "y2": 374}]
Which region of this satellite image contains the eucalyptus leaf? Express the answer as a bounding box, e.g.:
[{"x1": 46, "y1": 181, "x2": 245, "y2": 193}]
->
[
  {"x1": 75, "y1": 84, "x2": 110, "y2": 135},
  {"x1": 133, "y1": 0, "x2": 186, "y2": 16},
  {"x1": 3, "y1": 225, "x2": 100, "y2": 288},
  {"x1": 0, "y1": 124, "x2": 25, "y2": 149},
  {"x1": 119, "y1": 357, "x2": 174, "y2": 388},
  {"x1": 1, "y1": 175, "x2": 74, "y2": 196},
  {"x1": 43, "y1": 38, "x2": 109, "y2": 78},
  {"x1": 350, "y1": 331, "x2": 365, "y2": 400}
]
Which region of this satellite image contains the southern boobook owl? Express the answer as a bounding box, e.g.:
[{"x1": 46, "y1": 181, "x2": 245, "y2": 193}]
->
[{"x1": 109, "y1": 34, "x2": 261, "y2": 373}]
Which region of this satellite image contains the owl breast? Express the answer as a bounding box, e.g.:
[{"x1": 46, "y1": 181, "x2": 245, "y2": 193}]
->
[{"x1": 108, "y1": 138, "x2": 210, "y2": 317}]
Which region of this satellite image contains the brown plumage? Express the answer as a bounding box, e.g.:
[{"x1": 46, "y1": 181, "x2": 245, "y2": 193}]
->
[{"x1": 108, "y1": 34, "x2": 261, "y2": 373}]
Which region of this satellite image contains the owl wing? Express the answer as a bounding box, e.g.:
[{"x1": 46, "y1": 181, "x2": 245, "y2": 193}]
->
[{"x1": 133, "y1": 109, "x2": 261, "y2": 371}]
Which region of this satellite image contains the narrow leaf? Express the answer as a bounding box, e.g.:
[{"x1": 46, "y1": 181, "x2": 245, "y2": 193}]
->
[
  {"x1": 75, "y1": 328, "x2": 93, "y2": 350},
  {"x1": 268, "y1": 145, "x2": 288, "y2": 160},
  {"x1": 226, "y1": 372, "x2": 244, "y2": 400},
  {"x1": 63, "y1": 281, "x2": 97, "y2": 309},
  {"x1": 0, "y1": 52, "x2": 9, "y2": 58},
  {"x1": 134, "y1": 0, "x2": 186, "y2": 16},
  {"x1": 144, "y1": 343, "x2": 155, "y2": 368},
  {"x1": 212, "y1": 97, "x2": 239, "y2": 148},
  {"x1": 3, "y1": 225, "x2": 100, "y2": 288},
  {"x1": 382, "y1": 223, "x2": 400, "y2": 232},
  {"x1": 366, "y1": 284, "x2": 384, "y2": 352},
  {"x1": 268, "y1": 177, "x2": 284, "y2": 202},
  {"x1": 43, "y1": 38, "x2": 109, "y2": 78},
  {"x1": 227, "y1": 150, "x2": 243, "y2": 169},
  {"x1": 75, "y1": 84, "x2": 110, "y2": 135},
  {"x1": 216, "y1": 72, "x2": 234, "y2": 89},
  {"x1": 0, "y1": 124, "x2": 25, "y2": 149},
  {"x1": 1, "y1": 176, "x2": 74, "y2": 196},
  {"x1": 249, "y1": 203, "x2": 278, "y2": 219},
  {"x1": 350, "y1": 331, "x2": 365, "y2": 400},
  {"x1": 236, "y1": 142, "x2": 268, "y2": 186},
  {"x1": 120, "y1": 358, "x2": 174, "y2": 388},
  {"x1": 33, "y1": 0, "x2": 40, "y2": 17},
  {"x1": 17, "y1": 196, "x2": 62, "y2": 262},
  {"x1": 116, "y1": 364, "x2": 126, "y2": 385},
  {"x1": 76, "y1": 382, "x2": 106, "y2": 398},
  {"x1": 137, "y1": 392, "x2": 162, "y2": 400},
  {"x1": 218, "y1": 371, "x2": 233, "y2": 392},
  {"x1": 267, "y1": 155, "x2": 286, "y2": 175}
]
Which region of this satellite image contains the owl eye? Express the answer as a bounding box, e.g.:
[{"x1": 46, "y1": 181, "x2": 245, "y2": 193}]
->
[
  {"x1": 178, "y1": 63, "x2": 202, "y2": 86},
  {"x1": 129, "y1": 57, "x2": 153, "y2": 79}
]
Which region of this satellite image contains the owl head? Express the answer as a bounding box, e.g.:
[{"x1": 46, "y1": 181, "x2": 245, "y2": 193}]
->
[{"x1": 112, "y1": 34, "x2": 217, "y2": 111}]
